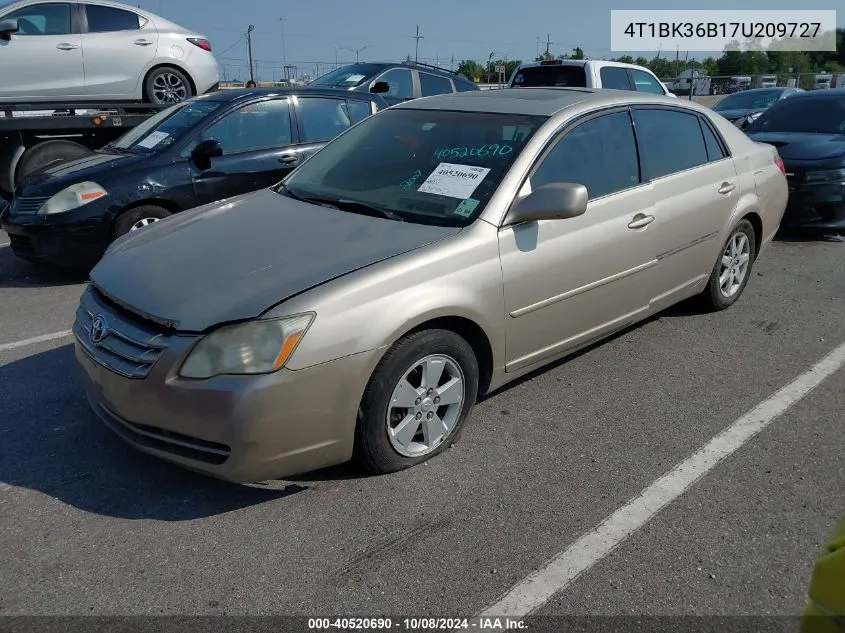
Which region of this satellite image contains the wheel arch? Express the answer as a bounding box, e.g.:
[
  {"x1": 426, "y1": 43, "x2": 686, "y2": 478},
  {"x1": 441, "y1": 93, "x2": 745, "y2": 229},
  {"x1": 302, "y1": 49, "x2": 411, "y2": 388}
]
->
[
  {"x1": 110, "y1": 198, "x2": 182, "y2": 239},
  {"x1": 142, "y1": 63, "x2": 197, "y2": 100},
  {"x1": 738, "y1": 211, "x2": 763, "y2": 261}
]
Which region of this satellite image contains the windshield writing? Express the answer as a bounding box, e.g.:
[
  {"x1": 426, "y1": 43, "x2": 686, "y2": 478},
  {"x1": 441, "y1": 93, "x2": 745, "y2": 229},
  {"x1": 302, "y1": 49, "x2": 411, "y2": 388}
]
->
[{"x1": 281, "y1": 109, "x2": 546, "y2": 226}]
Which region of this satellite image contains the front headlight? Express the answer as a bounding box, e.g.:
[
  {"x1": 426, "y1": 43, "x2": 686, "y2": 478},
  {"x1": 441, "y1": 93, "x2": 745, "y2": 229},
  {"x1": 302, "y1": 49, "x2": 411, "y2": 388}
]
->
[
  {"x1": 804, "y1": 168, "x2": 845, "y2": 184},
  {"x1": 38, "y1": 181, "x2": 107, "y2": 215},
  {"x1": 179, "y1": 313, "x2": 315, "y2": 379}
]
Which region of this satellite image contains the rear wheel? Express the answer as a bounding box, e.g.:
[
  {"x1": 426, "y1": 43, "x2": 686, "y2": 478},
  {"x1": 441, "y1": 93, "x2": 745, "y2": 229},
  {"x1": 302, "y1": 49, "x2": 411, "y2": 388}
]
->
[
  {"x1": 113, "y1": 205, "x2": 172, "y2": 240},
  {"x1": 14, "y1": 140, "x2": 92, "y2": 190},
  {"x1": 144, "y1": 67, "x2": 193, "y2": 104},
  {"x1": 700, "y1": 219, "x2": 756, "y2": 311}
]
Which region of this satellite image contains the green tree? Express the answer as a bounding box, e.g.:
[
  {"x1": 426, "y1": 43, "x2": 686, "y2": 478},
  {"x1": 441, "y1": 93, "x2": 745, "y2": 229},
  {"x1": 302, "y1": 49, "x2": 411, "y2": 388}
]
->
[{"x1": 457, "y1": 60, "x2": 486, "y2": 82}]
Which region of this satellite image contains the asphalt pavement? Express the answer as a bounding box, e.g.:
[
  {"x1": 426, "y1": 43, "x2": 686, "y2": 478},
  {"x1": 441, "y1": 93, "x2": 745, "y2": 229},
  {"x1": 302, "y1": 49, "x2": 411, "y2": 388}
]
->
[{"x1": 1, "y1": 227, "x2": 843, "y2": 620}]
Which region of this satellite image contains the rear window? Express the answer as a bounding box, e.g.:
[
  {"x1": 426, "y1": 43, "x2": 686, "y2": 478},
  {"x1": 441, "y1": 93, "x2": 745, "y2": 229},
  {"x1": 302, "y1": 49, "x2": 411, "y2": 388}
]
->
[
  {"x1": 511, "y1": 65, "x2": 587, "y2": 88},
  {"x1": 454, "y1": 79, "x2": 478, "y2": 92}
]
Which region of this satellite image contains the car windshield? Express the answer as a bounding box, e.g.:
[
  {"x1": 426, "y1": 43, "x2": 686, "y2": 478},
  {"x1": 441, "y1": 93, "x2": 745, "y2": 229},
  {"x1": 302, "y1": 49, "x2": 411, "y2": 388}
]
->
[
  {"x1": 279, "y1": 108, "x2": 546, "y2": 226},
  {"x1": 714, "y1": 90, "x2": 782, "y2": 111},
  {"x1": 511, "y1": 65, "x2": 587, "y2": 88},
  {"x1": 309, "y1": 64, "x2": 384, "y2": 88},
  {"x1": 108, "y1": 100, "x2": 225, "y2": 154},
  {"x1": 747, "y1": 97, "x2": 845, "y2": 135}
]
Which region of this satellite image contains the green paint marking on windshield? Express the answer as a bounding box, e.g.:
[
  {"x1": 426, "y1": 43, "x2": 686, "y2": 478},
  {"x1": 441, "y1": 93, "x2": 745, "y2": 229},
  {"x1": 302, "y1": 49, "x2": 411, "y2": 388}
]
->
[
  {"x1": 400, "y1": 169, "x2": 424, "y2": 191},
  {"x1": 433, "y1": 144, "x2": 513, "y2": 161}
]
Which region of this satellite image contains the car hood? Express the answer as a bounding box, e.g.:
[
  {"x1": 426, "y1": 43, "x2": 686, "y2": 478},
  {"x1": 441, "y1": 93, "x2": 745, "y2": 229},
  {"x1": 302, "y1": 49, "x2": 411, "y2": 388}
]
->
[
  {"x1": 89, "y1": 188, "x2": 463, "y2": 332},
  {"x1": 18, "y1": 150, "x2": 143, "y2": 195},
  {"x1": 746, "y1": 132, "x2": 845, "y2": 160},
  {"x1": 715, "y1": 107, "x2": 764, "y2": 121}
]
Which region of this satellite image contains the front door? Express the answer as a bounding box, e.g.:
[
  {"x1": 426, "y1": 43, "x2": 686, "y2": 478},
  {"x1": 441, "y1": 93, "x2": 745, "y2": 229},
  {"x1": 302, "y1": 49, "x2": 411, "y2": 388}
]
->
[
  {"x1": 190, "y1": 97, "x2": 300, "y2": 206},
  {"x1": 80, "y1": 3, "x2": 157, "y2": 98},
  {"x1": 0, "y1": 2, "x2": 85, "y2": 99},
  {"x1": 497, "y1": 108, "x2": 659, "y2": 373}
]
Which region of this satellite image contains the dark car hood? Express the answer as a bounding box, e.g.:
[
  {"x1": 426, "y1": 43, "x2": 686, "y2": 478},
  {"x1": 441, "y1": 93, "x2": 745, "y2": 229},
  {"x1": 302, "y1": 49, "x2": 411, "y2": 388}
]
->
[
  {"x1": 18, "y1": 150, "x2": 143, "y2": 195},
  {"x1": 89, "y1": 188, "x2": 462, "y2": 332},
  {"x1": 715, "y1": 107, "x2": 764, "y2": 121},
  {"x1": 746, "y1": 132, "x2": 845, "y2": 161}
]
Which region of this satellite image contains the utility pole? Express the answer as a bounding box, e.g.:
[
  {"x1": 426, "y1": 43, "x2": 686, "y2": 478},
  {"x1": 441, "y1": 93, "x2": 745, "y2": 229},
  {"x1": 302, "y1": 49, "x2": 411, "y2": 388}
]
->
[
  {"x1": 247, "y1": 25, "x2": 255, "y2": 82},
  {"x1": 450, "y1": 55, "x2": 454, "y2": 71},
  {"x1": 545, "y1": 33, "x2": 552, "y2": 58},
  {"x1": 675, "y1": 44, "x2": 680, "y2": 78},
  {"x1": 536, "y1": 36, "x2": 540, "y2": 59},
  {"x1": 413, "y1": 24, "x2": 423, "y2": 63},
  {"x1": 656, "y1": 43, "x2": 662, "y2": 60},
  {"x1": 278, "y1": 18, "x2": 287, "y2": 81}
]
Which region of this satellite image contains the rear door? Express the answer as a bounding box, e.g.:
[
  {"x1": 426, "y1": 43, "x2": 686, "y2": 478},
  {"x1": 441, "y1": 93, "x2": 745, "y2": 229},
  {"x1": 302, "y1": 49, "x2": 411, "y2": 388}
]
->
[
  {"x1": 630, "y1": 106, "x2": 739, "y2": 309},
  {"x1": 188, "y1": 97, "x2": 299, "y2": 205},
  {"x1": 418, "y1": 71, "x2": 454, "y2": 97},
  {"x1": 80, "y1": 3, "x2": 157, "y2": 98},
  {"x1": 0, "y1": 1, "x2": 84, "y2": 99},
  {"x1": 369, "y1": 67, "x2": 414, "y2": 105},
  {"x1": 290, "y1": 94, "x2": 377, "y2": 161},
  {"x1": 599, "y1": 66, "x2": 634, "y2": 91}
]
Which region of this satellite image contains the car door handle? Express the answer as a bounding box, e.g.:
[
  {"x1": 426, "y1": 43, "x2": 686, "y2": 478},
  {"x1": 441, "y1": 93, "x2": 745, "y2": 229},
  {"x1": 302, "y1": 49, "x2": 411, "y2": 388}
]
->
[
  {"x1": 279, "y1": 153, "x2": 298, "y2": 164},
  {"x1": 628, "y1": 213, "x2": 655, "y2": 229},
  {"x1": 56, "y1": 43, "x2": 78, "y2": 50},
  {"x1": 134, "y1": 39, "x2": 153, "y2": 46},
  {"x1": 718, "y1": 182, "x2": 736, "y2": 195}
]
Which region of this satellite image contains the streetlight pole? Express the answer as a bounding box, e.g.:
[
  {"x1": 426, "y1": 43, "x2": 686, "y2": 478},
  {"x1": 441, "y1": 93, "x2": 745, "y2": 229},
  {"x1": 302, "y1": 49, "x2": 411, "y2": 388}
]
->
[
  {"x1": 278, "y1": 18, "x2": 287, "y2": 83},
  {"x1": 342, "y1": 46, "x2": 368, "y2": 63}
]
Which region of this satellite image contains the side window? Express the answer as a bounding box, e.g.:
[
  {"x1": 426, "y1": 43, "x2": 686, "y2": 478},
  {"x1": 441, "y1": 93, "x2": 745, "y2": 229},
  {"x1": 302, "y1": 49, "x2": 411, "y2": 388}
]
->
[
  {"x1": 5, "y1": 3, "x2": 71, "y2": 35},
  {"x1": 376, "y1": 68, "x2": 414, "y2": 101},
  {"x1": 202, "y1": 99, "x2": 292, "y2": 155},
  {"x1": 600, "y1": 67, "x2": 632, "y2": 90},
  {"x1": 531, "y1": 111, "x2": 640, "y2": 200},
  {"x1": 85, "y1": 5, "x2": 141, "y2": 32},
  {"x1": 454, "y1": 80, "x2": 476, "y2": 92},
  {"x1": 699, "y1": 118, "x2": 727, "y2": 161},
  {"x1": 633, "y1": 108, "x2": 709, "y2": 179},
  {"x1": 419, "y1": 72, "x2": 453, "y2": 97},
  {"x1": 346, "y1": 99, "x2": 373, "y2": 124},
  {"x1": 297, "y1": 97, "x2": 353, "y2": 143},
  {"x1": 631, "y1": 69, "x2": 665, "y2": 94}
]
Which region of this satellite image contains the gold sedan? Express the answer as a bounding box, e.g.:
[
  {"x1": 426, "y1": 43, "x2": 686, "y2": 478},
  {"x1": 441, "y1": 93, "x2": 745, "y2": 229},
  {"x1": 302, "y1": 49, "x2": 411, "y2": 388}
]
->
[{"x1": 72, "y1": 88, "x2": 789, "y2": 482}]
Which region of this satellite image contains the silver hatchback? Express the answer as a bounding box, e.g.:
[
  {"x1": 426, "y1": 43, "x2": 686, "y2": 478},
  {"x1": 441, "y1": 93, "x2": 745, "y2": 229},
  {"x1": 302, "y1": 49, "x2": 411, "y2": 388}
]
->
[{"x1": 0, "y1": 0, "x2": 219, "y2": 103}]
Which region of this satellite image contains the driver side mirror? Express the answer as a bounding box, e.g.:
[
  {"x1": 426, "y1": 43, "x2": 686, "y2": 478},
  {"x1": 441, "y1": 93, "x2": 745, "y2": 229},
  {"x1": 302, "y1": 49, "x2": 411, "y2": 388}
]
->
[
  {"x1": 191, "y1": 138, "x2": 222, "y2": 170},
  {"x1": 370, "y1": 81, "x2": 389, "y2": 94},
  {"x1": 503, "y1": 183, "x2": 588, "y2": 226},
  {"x1": 0, "y1": 19, "x2": 19, "y2": 38}
]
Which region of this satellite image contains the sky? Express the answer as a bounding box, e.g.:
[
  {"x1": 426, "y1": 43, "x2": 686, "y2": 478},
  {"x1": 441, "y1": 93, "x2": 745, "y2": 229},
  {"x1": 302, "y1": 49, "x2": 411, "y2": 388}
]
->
[{"x1": 135, "y1": 0, "x2": 844, "y2": 82}]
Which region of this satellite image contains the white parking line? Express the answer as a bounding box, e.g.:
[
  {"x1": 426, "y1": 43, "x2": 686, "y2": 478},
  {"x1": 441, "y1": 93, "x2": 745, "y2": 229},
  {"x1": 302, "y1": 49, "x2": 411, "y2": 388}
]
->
[
  {"x1": 478, "y1": 340, "x2": 845, "y2": 620},
  {"x1": 0, "y1": 330, "x2": 73, "y2": 353}
]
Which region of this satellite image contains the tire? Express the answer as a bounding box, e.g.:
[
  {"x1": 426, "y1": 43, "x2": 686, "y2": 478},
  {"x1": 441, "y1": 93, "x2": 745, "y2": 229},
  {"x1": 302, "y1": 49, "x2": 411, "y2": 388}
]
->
[
  {"x1": 700, "y1": 219, "x2": 757, "y2": 311},
  {"x1": 113, "y1": 205, "x2": 172, "y2": 239},
  {"x1": 14, "y1": 140, "x2": 92, "y2": 190},
  {"x1": 354, "y1": 329, "x2": 479, "y2": 474},
  {"x1": 144, "y1": 66, "x2": 193, "y2": 104}
]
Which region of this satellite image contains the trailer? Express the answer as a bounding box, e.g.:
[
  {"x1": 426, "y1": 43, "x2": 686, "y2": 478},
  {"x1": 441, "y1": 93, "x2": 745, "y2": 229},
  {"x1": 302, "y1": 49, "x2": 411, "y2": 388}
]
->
[{"x1": 0, "y1": 101, "x2": 167, "y2": 200}]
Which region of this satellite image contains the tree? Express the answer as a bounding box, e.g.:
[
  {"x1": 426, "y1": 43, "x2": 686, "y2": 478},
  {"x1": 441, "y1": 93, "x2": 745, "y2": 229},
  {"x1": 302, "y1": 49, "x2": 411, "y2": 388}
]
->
[
  {"x1": 570, "y1": 47, "x2": 585, "y2": 60},
  {"x1": 457, "y1": 59, "x2": 486, "y2": 82}
]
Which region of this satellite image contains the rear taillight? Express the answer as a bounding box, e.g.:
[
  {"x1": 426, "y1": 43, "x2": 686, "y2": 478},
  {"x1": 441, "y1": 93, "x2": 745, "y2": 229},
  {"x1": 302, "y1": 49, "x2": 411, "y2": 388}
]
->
[
  {"x1": 774, "y1": 152, "x2": 786, "y2": 175},
  {"x1": 187, "y1": 37, "x2": 212, "y2": 52}
]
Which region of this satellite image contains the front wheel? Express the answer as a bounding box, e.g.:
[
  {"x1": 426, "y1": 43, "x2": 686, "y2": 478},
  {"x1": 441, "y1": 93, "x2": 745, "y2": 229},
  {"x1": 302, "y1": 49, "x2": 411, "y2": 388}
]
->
[
  {"x1": 700, "y1": 219, "x2": 757, "y2": 311},
  {"x1": 113, "y1": 205, "x2": 172, "y2": 240},
  {"x1": 354, "y1": 329, "x2": 479, "y2": 474}
]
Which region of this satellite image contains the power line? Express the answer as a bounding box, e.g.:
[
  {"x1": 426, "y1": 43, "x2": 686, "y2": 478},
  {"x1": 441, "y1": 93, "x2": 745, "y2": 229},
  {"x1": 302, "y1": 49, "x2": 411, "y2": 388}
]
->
[{"x1": 215, "y1": 32, "x2": 247, "y2": 57}]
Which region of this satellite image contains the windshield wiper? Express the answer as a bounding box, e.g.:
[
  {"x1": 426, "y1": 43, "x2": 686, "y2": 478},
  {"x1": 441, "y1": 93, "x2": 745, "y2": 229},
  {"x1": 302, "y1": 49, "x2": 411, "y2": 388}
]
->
[{"x1": 277, "y1": 184, "x2": 404, "y2": 221}]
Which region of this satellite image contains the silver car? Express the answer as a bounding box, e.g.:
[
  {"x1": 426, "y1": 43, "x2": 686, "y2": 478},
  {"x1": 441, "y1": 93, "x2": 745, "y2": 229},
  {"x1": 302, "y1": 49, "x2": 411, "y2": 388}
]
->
[
  {"x1": 73, "y1": 88, "x2": 789, "y2": 483},
  {"x1": 0, "y1": 0, "x2": 219, "y2": 103}
]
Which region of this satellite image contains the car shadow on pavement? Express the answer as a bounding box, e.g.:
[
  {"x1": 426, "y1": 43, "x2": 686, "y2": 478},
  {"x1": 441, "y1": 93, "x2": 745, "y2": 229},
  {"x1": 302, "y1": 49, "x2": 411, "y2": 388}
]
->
[
  {"x1": 0, "y1": 247, "x2": 89, "y2": 288},
  {"x1": 0, "y1": 344, "x2": 306, "y2": 520},
  {"x1": 774, "y1": 228, "x2": 844, "y2": 243}
]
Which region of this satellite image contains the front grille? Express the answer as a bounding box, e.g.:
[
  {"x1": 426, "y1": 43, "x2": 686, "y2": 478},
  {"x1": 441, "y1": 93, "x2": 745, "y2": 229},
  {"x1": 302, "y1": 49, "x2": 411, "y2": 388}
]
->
[
  {"x1": 94, "y1": 397, "x2": 231, "y2": 465},
  {"x1": 8, "y1": 234, "x2": 36, "y2": 256},
  {"x1": 73, "y1": 286, "x2": 170, "y2": 379},
  {"x1": 11, "y1": 196, "x2": 50, "y2": 215}
]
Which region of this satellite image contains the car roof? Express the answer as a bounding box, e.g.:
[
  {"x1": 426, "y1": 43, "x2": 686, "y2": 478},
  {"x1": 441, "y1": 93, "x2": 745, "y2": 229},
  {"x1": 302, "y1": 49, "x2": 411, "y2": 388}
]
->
[
  {"x1": 330, "y1": 61, "x2": 473, "y2": 82},
  {"x1": 393, "y1": 87, "x2": 690, "y2": 117},
  {"x1": 194, "y1": 87, "x2": 386, "y2": 104},
  {"x1": 789, "y1": 88, "x2": 845, "y2": 98}
]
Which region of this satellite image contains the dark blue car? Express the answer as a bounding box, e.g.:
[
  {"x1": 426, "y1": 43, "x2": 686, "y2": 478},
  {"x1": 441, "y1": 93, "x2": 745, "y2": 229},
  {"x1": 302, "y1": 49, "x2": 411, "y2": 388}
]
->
[
  {"x1": 1, "y1": 87, "x2": 387, "y2": 268},
  {"x1": 746, "y1": 89, "x2": 845, "y2": 233}
]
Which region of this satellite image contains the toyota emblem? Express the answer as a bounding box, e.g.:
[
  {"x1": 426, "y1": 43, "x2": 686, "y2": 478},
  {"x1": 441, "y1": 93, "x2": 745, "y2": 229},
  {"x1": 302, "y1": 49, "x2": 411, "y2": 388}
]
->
[{"x1": 90, "y1": 314, "x2": 109, "y2": 344}]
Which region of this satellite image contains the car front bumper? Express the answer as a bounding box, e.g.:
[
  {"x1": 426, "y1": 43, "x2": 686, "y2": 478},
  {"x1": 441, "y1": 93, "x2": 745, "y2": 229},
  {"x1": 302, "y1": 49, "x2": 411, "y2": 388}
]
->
[
  {"x1": 784, "y1": 180, "x2": 845, "y2": 231},
  {"x1": 72, "y1": 287, "x2": 379, "y2": 483},
  {"x1": 0, "y1": 197, "x2": 113, "y2": 267}
]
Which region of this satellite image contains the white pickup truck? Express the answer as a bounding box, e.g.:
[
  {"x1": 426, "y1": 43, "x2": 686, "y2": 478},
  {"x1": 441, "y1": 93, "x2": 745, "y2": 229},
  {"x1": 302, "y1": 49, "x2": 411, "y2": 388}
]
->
[{"x1": 506, "y1": 59, "x2": 676, "y2": 97}]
